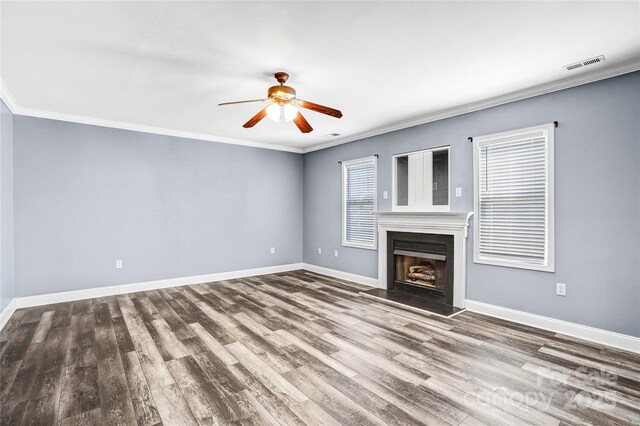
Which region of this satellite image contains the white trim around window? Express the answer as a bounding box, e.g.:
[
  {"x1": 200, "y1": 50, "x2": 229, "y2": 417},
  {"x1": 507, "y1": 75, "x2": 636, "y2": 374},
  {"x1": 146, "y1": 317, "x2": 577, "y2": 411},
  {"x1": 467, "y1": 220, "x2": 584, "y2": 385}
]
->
[
  {"x1": 473, "y1": 123, "x2": 555, "y2": 272},
  {"x1": 342, "y1": 155, "x2": 378, "y2": 250}
]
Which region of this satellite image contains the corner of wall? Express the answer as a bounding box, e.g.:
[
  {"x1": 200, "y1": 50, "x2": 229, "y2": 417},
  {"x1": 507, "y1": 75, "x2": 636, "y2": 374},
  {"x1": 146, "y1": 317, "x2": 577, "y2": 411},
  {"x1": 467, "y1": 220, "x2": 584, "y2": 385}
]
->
[{"x1": 0, "y1": 99, "x2": 16, "y2": 319}]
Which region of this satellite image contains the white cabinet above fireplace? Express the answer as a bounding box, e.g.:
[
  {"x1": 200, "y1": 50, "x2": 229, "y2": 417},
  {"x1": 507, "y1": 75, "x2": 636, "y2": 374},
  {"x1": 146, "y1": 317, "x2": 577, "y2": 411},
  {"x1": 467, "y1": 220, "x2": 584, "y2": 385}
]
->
[{"x1": 392, "y1": 146, "x2": 450, "y2": 212}]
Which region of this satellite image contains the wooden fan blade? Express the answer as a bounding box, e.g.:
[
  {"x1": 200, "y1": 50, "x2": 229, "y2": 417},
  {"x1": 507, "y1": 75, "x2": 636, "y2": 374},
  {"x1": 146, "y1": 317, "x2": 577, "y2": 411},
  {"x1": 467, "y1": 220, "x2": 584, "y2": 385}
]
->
[
  {"x1": 293, "y1": 112, "x2": 313, "y2": 133},
  {"x1": 297, "y1": 100, "x2": 342, "y2": 118},
  {"x1": 243, "y1": 107, "x2": 268, "y2": 128},
  {"x1": 219, "y1": 99, "x2": 266, "y2": 106}
]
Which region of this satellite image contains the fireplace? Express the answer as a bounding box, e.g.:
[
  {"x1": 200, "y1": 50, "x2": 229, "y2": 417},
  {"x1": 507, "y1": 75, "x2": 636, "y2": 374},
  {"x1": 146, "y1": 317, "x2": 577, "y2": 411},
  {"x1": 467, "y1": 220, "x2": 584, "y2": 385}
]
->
[
  {"x1": 375, "y1": 212, "x2": 473, "y2": 311},
  {"x1": 387, "y1": 232, "x2": 454, "y2": 305}
]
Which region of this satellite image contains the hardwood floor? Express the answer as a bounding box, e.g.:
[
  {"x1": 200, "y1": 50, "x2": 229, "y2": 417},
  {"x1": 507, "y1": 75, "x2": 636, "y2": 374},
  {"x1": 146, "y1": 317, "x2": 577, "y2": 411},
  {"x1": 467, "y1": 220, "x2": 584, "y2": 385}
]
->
[{"x1": 1, "y1": 270, "x2": 639, "y2": 425}]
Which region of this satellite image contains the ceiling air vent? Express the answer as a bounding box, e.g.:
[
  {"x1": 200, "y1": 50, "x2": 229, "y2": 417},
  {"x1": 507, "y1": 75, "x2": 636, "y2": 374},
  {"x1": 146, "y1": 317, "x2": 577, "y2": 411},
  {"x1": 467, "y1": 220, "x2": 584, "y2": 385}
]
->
[
  {"x1": 323, "y1": 133, "x2": 341, "y2": 138},
  {"x1": 563, "y1": 55, "x2": 605, "y2": 71}
]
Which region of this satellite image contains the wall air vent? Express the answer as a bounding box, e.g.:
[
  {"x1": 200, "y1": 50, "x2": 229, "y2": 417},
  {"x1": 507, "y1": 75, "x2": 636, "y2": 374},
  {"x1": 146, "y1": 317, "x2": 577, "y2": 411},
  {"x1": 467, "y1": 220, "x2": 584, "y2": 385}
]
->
[{"x1": 563, "y1": 55, "x2": 605, "y2": 71}]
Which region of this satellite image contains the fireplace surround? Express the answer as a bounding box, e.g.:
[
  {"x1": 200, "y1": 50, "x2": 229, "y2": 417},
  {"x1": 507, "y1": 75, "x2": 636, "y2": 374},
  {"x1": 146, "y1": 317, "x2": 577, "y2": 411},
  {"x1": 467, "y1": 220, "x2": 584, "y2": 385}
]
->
[{"x1": 376, "y1": 212, "x2": 473, "y2": 309}]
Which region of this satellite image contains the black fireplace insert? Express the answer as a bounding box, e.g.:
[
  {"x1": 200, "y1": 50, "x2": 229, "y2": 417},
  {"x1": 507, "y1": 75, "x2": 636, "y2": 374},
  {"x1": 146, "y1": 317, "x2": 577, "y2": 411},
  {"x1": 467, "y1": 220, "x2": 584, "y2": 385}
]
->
[{"x1": 387, "y1": 231, "x2": 454, "y2": 305}]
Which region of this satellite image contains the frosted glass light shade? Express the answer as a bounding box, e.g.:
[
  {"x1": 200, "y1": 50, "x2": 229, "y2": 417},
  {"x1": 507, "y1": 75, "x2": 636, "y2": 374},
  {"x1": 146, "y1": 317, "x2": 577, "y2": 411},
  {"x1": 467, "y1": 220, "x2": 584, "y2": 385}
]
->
[{"x1": 266, "y1": 103, "x2": 298, "y2": 122}]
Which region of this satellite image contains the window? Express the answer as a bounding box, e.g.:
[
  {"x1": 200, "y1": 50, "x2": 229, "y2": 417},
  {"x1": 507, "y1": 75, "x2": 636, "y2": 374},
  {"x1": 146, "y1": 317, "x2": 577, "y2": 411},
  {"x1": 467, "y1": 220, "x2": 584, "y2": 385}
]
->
[
  {"x1": 392, "y1": 147, "x2": 450, "y2": 212},
  {"x1": 342, "y1": 156, "x2": 377, "y2": 249},
  {"x1": 473, "y1": 123, "x2": 555, "y2": 272}
]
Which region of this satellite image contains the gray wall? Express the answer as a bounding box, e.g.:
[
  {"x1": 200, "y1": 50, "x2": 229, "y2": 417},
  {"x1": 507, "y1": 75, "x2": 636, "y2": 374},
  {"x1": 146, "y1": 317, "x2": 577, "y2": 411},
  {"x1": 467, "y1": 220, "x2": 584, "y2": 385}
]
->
[
  {"x1": 303, "y1": 71, "x2": 640, "y2": 337},
  {"x1": 14, "y1": 117, "x2": 303, "y2": 297},
  {"x1": 1, "y1": 101, "x2": 15, "y2": 312},
  {"x1": 5, "y1": 72, "x2": 639, "y2": 337}
]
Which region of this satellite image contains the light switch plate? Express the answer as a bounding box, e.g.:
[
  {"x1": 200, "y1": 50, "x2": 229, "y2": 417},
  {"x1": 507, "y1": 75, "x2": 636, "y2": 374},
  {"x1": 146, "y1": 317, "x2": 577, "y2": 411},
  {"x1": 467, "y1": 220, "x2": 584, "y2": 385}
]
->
[
  {"x1": 334, "y1": 250, "x2": 339, "y2": 257},
  {"x1": 115, "y1": 260, "x2": 123, "y2": 269},
  {"x1": 455, "y1": 187, "x2": 462, "y2": 197},
  {"x1": 383, "y1": 190, "x2": 388, "y2": 200},
  {"x1": 556, "y1": 283, "x2": 566, "y2": 296}
]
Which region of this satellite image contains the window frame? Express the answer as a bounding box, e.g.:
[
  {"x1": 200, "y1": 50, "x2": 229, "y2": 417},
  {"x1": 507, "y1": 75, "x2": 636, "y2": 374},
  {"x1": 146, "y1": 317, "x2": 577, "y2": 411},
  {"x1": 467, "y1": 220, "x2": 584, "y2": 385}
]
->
[
  {"x1": 342, "y1": 155, "x2": 378, "y2": 250},
  {"x1": 472, "y1": 123, "x2": 555, "y2": 272},
  {"x1": 391, "y1": 146, "x2": 451, "y2": 213}
]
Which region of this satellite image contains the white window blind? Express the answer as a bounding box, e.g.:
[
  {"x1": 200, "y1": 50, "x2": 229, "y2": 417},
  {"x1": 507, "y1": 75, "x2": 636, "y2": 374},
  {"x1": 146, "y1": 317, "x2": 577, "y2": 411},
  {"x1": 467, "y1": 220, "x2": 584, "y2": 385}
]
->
[
  {"x1": 473, "y1": 124, "x2": 555, "y2": 272},
  {"x1": 342, "y1": 157, "x2": 377, "y2": 249}
]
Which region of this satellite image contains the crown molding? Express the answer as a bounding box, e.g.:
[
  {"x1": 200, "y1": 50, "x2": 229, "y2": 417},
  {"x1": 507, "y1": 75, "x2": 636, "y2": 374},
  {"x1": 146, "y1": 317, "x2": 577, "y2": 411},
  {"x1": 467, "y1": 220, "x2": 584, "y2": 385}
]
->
[
  {"x1": 0, "y1": 80, "x2": 20, "y2": 114},
  {"x1": 302, "y1": 59, "x2": 640, "y2": 153},
  {"x1": 0, "y1": 81, "x2": 303, "y2": 154},
  {"x1": 3, "y1": 60, "x2": 639, "y2": 155}
]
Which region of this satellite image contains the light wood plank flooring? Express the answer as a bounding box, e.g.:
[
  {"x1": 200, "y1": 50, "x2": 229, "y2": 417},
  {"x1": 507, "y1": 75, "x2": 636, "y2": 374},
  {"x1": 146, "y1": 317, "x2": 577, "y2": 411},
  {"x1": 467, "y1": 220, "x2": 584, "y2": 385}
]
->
[{"x1": 1, "y1": 270, "x2": 639, "y2": 425}]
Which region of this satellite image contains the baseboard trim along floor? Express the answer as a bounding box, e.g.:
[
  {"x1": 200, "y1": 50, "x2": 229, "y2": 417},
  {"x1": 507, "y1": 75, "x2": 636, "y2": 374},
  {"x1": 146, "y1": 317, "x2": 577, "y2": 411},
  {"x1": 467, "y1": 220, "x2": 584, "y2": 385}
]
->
[
  {"x1": 465, "y1": 299, "x2": 640, "y2": 354},
  {"x1": 300, "y1": 263, "x2": 378, "y2": 288},
  {"x1": 0, "y1": 263, "x2": 305, "y2": 329},
  {"x1": 0, "y1": 298, "x2": 17, "y2": 332},
  {"x1": 1, "y1": 264, "x2": 638, "y2": 354}
]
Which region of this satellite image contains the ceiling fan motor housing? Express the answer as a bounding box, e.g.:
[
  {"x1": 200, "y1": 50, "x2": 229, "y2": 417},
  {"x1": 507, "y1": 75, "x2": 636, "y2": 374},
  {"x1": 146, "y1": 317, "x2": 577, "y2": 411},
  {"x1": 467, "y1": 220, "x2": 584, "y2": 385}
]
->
[
  {"x1": 274, "y1": 72, "x2": 290, "y2": 84},
  {"x1": 268, "y1": 85, "x2": 296, "y2": 104}
]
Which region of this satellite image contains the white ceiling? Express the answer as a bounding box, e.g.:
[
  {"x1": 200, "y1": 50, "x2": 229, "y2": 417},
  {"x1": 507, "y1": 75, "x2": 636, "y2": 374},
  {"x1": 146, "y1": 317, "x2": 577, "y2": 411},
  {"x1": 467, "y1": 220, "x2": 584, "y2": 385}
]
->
[{"x1": 2, "y1": 1, "x2": 639, "y2": 152}]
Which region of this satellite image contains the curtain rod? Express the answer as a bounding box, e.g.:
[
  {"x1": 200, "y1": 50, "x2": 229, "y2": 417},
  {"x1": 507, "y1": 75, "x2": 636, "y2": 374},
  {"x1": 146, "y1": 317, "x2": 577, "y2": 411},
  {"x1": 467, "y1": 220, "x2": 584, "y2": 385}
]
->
[
  {"x1": 338, "y1": 154, "x2": 378, "y2": 164},
  {"x1": 468, "y1": 121, "x2": 558, "y2": 142}
]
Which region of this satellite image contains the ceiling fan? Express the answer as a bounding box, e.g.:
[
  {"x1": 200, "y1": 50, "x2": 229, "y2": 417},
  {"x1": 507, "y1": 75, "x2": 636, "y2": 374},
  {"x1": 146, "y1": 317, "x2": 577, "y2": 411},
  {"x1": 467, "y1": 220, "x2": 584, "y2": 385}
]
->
[{"x1": 218, "y1": 72, "x2": 342, "y2": 133}]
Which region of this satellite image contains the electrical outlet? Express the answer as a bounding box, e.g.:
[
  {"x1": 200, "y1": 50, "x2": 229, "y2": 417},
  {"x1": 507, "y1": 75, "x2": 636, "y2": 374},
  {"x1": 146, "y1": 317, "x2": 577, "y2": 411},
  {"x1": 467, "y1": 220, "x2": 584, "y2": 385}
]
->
[
  {"x1": 334, "y1": 250, "x2": 339, "y2": 257},
  {"x1": 383, "y1": 190, "x2": 388, "y2": 200},
  {"x1": 456, "y1": 187, "x2": 462, "y2": 197},
  {"x1": 317, "y1": 248, "x2": 322, "y2": 254},
  {"x1": 556, "y1": 283, "x2": 566, "y2": 296},
  {"x1": 270, "y1": 247, "x2": 276, "y2": 254},
  {"x1": 115, "y1": 260, "x2": 123, "y2": 269}
]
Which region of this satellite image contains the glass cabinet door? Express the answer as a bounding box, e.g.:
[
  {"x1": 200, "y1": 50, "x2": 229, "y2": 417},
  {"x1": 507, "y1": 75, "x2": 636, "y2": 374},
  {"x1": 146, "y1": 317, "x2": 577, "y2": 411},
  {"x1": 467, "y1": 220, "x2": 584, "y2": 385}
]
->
[
  {"x1": 395, "y1": 155, "x2": 409, "y2": 207},
  {"x1": 432, "y1": 150, "x2": 449, "y2": 206},
  {"x1": 393, "y1": 147, "x2": 449, "y2": 211}
]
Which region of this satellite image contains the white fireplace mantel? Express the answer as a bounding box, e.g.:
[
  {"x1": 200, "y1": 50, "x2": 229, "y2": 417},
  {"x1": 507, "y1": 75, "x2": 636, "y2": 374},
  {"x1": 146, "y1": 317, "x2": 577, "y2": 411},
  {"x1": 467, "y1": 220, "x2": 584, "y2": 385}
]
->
[{"x1": 376, "y1": 211, "x2": 474, "y2": 308}]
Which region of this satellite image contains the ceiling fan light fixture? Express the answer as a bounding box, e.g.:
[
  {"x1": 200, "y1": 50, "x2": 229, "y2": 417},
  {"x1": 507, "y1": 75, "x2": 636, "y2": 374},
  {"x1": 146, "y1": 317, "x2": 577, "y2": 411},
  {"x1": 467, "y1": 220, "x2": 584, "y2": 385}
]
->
[
  {"x1": 266, "y1": 103, "x2": 298, "y2": 123},
  {"x1": 220, "y1": 72, "x2": 342, "y2": 133}
]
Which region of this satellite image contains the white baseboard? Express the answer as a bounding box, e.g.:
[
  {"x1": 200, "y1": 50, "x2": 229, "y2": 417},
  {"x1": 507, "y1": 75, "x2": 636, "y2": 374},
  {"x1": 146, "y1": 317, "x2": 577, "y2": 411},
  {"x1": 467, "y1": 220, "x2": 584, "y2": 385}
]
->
[
  {"x1": 301, "y1": 263, "x2": 378, "y2": 287},
  {"x1": 465, "y1": 300, "x2": 640, "y2": 354},
  {"x1": 0, "y1": 299, "x2": 17, "y2": 331},
  {"x1": 10, "y1": 263, "x2": 304, "y2": 310},
  {"x1": 4, "y1": 265, "x2": 638, "y2": 355},
  {"x1": 1, "y1": 262, "x2": 374, "y2": 323},
  {"x1": 3, "y1": 264, "x2": 367, "y2": 332}
]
